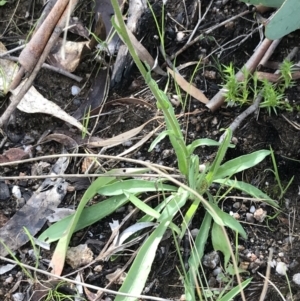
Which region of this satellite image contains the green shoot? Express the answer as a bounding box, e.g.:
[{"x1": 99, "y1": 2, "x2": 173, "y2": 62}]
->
[
  {"x1": 279, "y1": 59, "x2": 295, "y2": 90},
  {"x1": 82, "y1": 106, "x2": 91, "y2": 139},
  {"x1": 265, "y1": 147, "x2": 294, "y2": 200}
]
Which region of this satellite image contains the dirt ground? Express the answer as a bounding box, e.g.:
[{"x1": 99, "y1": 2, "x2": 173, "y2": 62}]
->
[{"x1": 1, "y1": 0, "x2": 300, "y2": 300}]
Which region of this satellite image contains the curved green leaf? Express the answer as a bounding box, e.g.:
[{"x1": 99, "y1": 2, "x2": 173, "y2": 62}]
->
[
  {"x1": 205, "y1": 203, "x2": 247, "y2": 239},
  {"x1": 115, "y1": 190, "x2": 189, "y2": 301},
  {"x1": 213, "y1": 178, "x2": 278, "y2": 208},
  {"x1": 213, "y1": 150, "x2": 270, "y2": 180},
  {"x1": 97, "y1": 179, "x2": 177, "y2": 195}
]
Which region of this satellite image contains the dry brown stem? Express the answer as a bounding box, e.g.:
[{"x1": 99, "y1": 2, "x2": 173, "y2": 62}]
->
[
  {"x1": 19, "y1": 0, "x2": 70, "y2": 73},
  {"x1": 0, "y1": 0, "x2": 79, "y2": 129}
]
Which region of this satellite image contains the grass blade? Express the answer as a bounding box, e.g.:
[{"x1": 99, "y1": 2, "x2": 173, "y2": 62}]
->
[{"x1": 115, "y1": 189, "x2": 189, "y2": 301}]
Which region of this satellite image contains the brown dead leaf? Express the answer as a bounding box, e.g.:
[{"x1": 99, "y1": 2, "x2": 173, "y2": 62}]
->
[
  {"x1": 47, "y1": 40, "x2": 88, "y2": 73},
  {"x1": 81, "y1": 156, "x2": 97, "y2": 173},
  {"x1": 87, "y1": 119, "x2": 153, "y2": 148},
  {"x1": 0, "y1": 148, "x2": 29, "y2": 163},
  {"x1": 12, "y1": 82, "x2": 89, "y2": 134},
  {"x1": 40, "y1": 133, "x2": 78, "y2": 150},
  {"x1": 167, "y1": 67, "x2": 209, "y2": 104}
]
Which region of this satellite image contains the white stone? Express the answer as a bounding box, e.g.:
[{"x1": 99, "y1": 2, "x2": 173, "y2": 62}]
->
[{"x1": 276, "y1": 261, "x2": 287, "y2": 275}]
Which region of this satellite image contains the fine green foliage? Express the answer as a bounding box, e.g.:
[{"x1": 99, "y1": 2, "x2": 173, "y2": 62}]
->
[
  {"x1": 260, "y1": 79, "x2": 285, "y2": 115},
  {"x1": 222, "y1": 61, "x2": 294, "y2": 115},
  {"x1": 222, "y1": 64, "x2": 254, "y2": 106},
  {"x1": 239, "y1": 0, "x2": 300, "y2": 40},
  {"x1": 279, "y1": 59, "x2": 295, "y2": 90}
]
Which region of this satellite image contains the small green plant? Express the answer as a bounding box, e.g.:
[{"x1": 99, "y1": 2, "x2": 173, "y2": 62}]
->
[
  {"x1": 222, "y1": 61, "x2": 294, "y2": 115},
  {"x1": 260, "y1": 79, "x2": 285, "y2": 115},
  {"x1": 81, "y1": 106, "x2": 91, "y2": 139},
  {"x1": 279, "y1": 59, "x2": 295, "y2": 90},
  {"x1": 221, "y1": 64, "x2": 254, "y2": 106},
  {"x1": 38, "y1": 3, "x2": 281, "y2": 301}
]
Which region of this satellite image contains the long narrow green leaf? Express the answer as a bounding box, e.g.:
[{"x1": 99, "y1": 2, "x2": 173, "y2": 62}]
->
[
  {"x1": 186, "y1": 212, "x2": 212, "y2": 301},
  {"x1": 187, "y1": 138, "x2": 235, "y2": 156},
  {"x1": 148, "y1": 130, "x2": 169, "y2": 151},
  {"x1": 213, "y1": 178, "x2": 278, "y2": 208},
  {"x1": 115, "y1": 190, "x2": 189, "y2": 301},
  {"x1": 213, "y1": 150, "x2": 270, "y2": 180},
  {"x1": 206, "y1": 129, "x2": 232, "y2": 184},
  {"x1": 218, "y1": 278, "x2": 252, "y2": 301},
  {"x1": 205, "y1": 203, "x2": 247, "y2": 239},
  {"x1": 125, "y1": 192, "x2": 161, "y2": 219},
  {"x1": 98, "y1": 179, "x2": 176, "y2": 195},
  {"x1": 38, "y1": 194, "x2": 128, "y2": 243},
  {"x1": 212, "y1": 222, "x2": 230, "y2": 267}
]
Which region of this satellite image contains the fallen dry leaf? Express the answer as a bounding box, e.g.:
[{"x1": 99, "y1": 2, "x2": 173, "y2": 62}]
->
[
  {"x1": 40, "y1": 133, "x2": 79, "y2": 150},
  {"x1": 167, "y1": 67, "x2": 209, "y2": 104},
  {"x1": 0, "y1": 147, "x2": 29, "y2": 163},
  {"x1": 12, "y1": 82, "x2": 89, "y2": 134},
  {"x1": 47, "y1": 40, "x2": 88, "y2": 73},
  {"x1": 87, "y1": 119, "x2": 153, "y2": 148},
  {"x1": 0, "y1": 42, "x2": 19, "y2": 94}
]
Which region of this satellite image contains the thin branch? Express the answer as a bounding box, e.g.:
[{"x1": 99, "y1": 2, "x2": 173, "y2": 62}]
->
[
  {"x1": 170, "y1": 9, "x2": 251, "y2": 60},
  {"x1": 6, "y1": 56, "x2": 82, "y2": 82}
]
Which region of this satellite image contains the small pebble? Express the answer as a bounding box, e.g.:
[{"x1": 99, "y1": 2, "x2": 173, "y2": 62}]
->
[
  {"x1": 5, "y1": 276, "x2": 14, "y2": 284},
  {"x1": 12, "y1": 293, "x2": 24, "y2": 301},
  {"x1": 176, "y1": 31, "x2": 185, "y2": 42},
  {"x1": 293, "y1": 273, "x2": 300, "y2": 285},
  {"x1": 249, "y1": 205, "x2": 256, "y2": 213},
  {"x1": 276, "y1": 261, "x2": 288, "y2": 275},
  {"x1": 212, "y1": 267, "x2": 222, "y2": 276},
  {"x1": 246, "y1": 213, "x2": 254, "y2": 223},
  {"x1": 12, "y1": 186, "x2": 22, "y2": 200},
  {"x1": 232, "y1": 202, "x2": 241, "y2": 209},
  {"x1": 71, "y1": 85, "x2": 81, "y2": 95},
  {"x1": 190, "y1": 228, "x2": 199, "y2": 238},
  {"x1": 253, "y1": 208, "x2": 267, "y2": 222}
]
